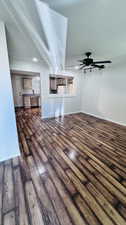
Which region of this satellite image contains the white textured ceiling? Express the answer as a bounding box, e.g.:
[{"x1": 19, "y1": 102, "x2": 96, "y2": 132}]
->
[
  {"x1": 1, "y1": 0, "x2": 126, "y2": 63},
  {"x1": 44, "y1": 0, "x2": 126, "y2": 61}
]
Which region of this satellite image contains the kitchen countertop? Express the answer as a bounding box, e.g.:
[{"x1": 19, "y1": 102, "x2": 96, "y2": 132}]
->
[{"x1": 22, "y1": 94, "x2": 40, "y2": 97}]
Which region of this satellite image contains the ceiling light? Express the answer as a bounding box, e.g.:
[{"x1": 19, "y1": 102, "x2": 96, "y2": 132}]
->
[
  {"x1": 75, "y1": 66, "x2": 79, "y2": 70},
  {"x1": 32, "y1": 57, "x2": 38, "y2": 62}
]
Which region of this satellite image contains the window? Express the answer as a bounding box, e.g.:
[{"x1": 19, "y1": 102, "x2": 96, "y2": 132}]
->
[{"x1": 49, "y1": 75, "x2": 75, "y2": 95}]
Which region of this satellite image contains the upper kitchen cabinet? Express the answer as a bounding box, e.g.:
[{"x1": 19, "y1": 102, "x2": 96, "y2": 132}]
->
[{"x1": 23, "y1": 78, "x2": 32, "y2": 90}]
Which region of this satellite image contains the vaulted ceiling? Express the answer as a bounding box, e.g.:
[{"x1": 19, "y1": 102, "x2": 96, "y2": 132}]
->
[
  {"x1": 1, "y1": 0, "x2": 126, "y2": 63},
  {"x1": 44, "y1": 0, "x2": 126, "y2": 61},
  {"x1": 0, "y1": 0, "x2": 42, "y2": 62}
]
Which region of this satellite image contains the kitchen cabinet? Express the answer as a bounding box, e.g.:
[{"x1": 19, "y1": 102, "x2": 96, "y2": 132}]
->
[
  {"x1": 23, "y1": 95, "x2": 40, "y2": 108},
  {"x1": 23, "y1": 78, "x2": 32, "y2": 90},
  {"x1": 30, "y1": 96, "x2": 39, "y2": 107}
]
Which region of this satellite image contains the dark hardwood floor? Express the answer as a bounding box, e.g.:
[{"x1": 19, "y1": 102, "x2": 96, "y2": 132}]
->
[{"x1": 1, "y1": 108, "x2": 126, "y2": 225}]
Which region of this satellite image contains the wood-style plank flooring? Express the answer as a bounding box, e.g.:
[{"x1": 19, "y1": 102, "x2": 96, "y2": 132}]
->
[{"x1": 1, "y1": 108, "x2": 126, "y2": 225}]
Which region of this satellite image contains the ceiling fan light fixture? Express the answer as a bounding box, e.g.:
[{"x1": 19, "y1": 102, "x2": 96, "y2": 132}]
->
[
  {"x1": 77, "y1": 52, "x2": 112, "y2": 74},
  {"x1": 75, "y1": 65, "x2": 80, "y2": 70}
]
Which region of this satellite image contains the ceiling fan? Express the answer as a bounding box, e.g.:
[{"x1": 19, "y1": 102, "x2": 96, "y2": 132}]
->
[{"x1": 67, "y1": 52, "x2": 112, "y2": 73}]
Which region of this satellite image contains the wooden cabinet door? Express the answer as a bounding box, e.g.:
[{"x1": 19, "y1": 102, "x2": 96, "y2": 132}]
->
[
  {"x1": 23, "y1": 78, "x2": 32, "y2": 90},
  {"x1": 50, "y1": 78, "x2": 57, "y2": 90},
  {"x1": 30, "y1": 97, "x2": 39, "y2": 107}
]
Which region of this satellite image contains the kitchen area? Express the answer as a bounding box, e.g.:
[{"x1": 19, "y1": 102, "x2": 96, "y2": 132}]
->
[{"x1": 11, "y1": 72, "x2": 41, "y2": 109}]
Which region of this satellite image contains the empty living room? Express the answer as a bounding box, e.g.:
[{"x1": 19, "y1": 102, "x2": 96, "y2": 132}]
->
[{"x1": 1, "y1": 0, "x2": 126, "y2": 225}]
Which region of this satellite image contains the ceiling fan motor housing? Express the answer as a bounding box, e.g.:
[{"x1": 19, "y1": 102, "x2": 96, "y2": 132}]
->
[
  {"x1": 85, "y1": 52, "x2": 92, "y2": 57},
  {"x1": 84, "y1": 58, "x2": 93, "y2": 66}
]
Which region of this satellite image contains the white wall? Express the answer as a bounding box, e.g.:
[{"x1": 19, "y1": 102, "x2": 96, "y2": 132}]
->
[
  {"x1": 0, "y1": 22, "x2": 20, "y2": 162},
  {"x1": 81, "y1": 63, "x2": 126, "y2": 126},
  {"x1": 11, "y1": 75, "x2": 23, "y2": 107},
  {"x1": 10, "y1": 57, "x2": 126, "y2": 126},
  {"x1": 10, "y1": 60, "x2": 82, "y2": 118}
]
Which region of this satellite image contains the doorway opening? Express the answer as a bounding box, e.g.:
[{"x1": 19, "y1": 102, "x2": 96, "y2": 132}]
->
[{"x1": 11, "y1": 70, "x2": 42, "y2": 130}]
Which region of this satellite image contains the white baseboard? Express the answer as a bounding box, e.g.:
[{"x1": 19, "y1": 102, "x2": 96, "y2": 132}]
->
[
  {"x1": 63, "y1": 110, "x2": 82, "y2": 116},
  {"x1": 0, "y1": 152, "x2": 21, "y2": 163},
  {"x1": 81, "y1": 111, "x2": 126, "y2": 127},
  {"x1": 41, "y1": 110, "x2": 126, "y2": 127},
  {"x1": 42, "y1": 110, "x2": 81, "y2": 119},
  {"x1": 15, "y1": 105, "x2": 23, "y2": 108}
]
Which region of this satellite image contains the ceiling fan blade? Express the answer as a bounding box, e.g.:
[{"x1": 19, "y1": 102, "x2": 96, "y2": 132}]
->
[
  {"x1": 65, "y1": 65, "x2": 76, "y2": 68},
  {"x1": 93, "y1": 60, "x2": 112, "y2": 64},
  {"x1": 79, "y1": 65, "x2": 85, "y2": 70},
  {"x1": 93, "y1": 64, "x2": 105, "y2": 69}
]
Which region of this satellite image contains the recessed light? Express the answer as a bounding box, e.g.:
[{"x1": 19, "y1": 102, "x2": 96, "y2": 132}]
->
[
  {"x1": 75, "y1": 66, "x2": 79, "y2": 70},
  {"x1": 32, "y1": 57, "x2": 38, "y2": 62}
]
